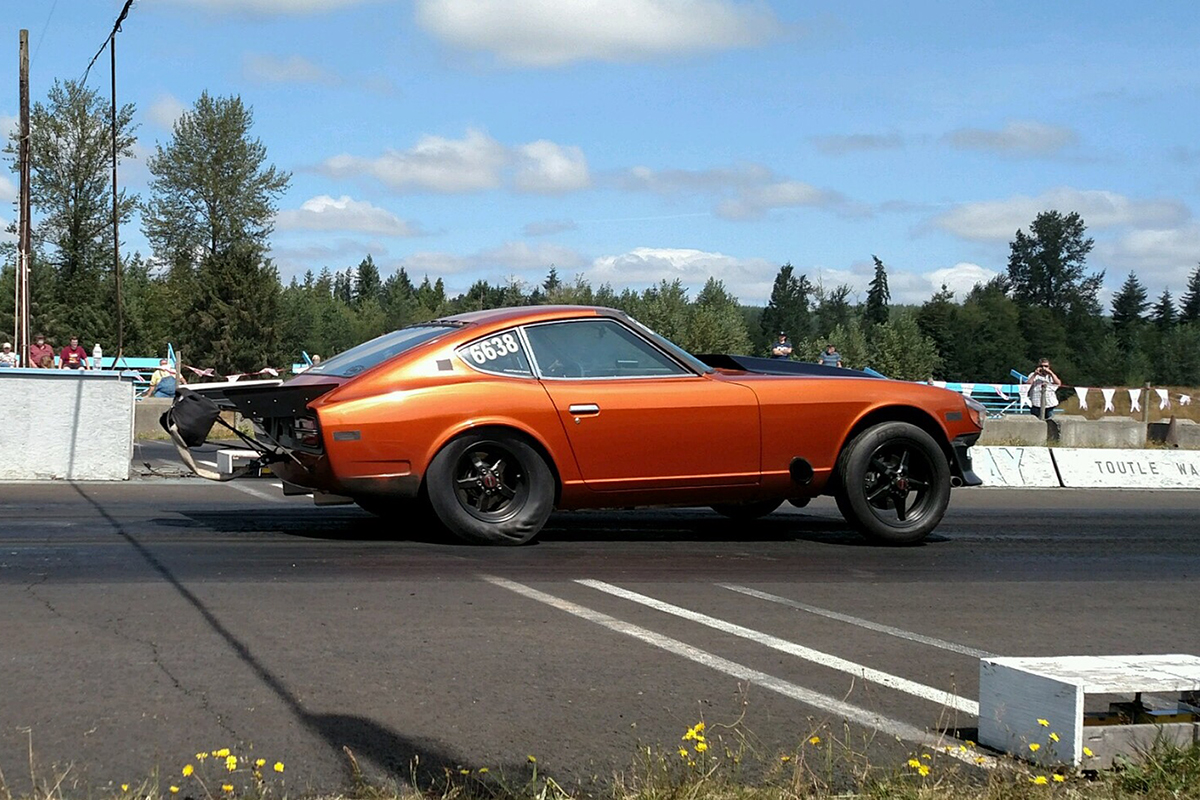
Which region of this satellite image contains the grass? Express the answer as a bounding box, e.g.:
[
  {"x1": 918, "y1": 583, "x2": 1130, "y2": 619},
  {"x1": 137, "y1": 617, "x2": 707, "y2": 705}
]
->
[{"x1": 4, "y1": 722, "x2": 1200, "y2": 800}]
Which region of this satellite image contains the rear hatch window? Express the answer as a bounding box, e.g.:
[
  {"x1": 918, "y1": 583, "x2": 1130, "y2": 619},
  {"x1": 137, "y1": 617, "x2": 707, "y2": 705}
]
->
[{"x1": 304, "y1": 324, "x2": 457, "y2": 378}]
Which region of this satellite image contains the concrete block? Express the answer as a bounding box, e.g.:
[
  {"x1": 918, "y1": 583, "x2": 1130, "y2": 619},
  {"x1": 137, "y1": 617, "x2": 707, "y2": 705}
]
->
[
  {"x1": 0, "y1": 371, "x2": 134, "y2": 480},
  {"x1": 978, "y1": 415, "x2": 1050, "y2": 446},
  {"x1": 1050, "y1": 415, "x2": 1147, "y2": 448},
  {"x1": 1148, "y1": 418, "x2": 1200, "y2": 450},
  {"x1": 1081, "y1": 722, "x2": 1198, "y2": 770},
  {"x1": 135, "y1": 398, "x2": 173, "y2": 438}
]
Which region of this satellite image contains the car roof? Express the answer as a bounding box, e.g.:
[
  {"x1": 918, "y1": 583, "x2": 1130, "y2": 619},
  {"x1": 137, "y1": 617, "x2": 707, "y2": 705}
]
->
[{"x1": 436, "y1": 305, "x2": 621, "y2": 327}]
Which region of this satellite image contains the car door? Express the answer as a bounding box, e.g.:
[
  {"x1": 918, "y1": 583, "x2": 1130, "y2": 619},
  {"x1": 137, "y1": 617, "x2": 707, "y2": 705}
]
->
[{"x1": 522, "y1": 318, "x2": 760, "y2": 491}]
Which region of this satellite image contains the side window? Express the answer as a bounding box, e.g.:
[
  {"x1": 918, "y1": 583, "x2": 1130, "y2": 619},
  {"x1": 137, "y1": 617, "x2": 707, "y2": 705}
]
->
[
  {"x1": 456, "y1": 329, "x2": 532, "y2": 377},
  {"x1": 524, "y1": 319, "x2": 690, "y2": 379}
]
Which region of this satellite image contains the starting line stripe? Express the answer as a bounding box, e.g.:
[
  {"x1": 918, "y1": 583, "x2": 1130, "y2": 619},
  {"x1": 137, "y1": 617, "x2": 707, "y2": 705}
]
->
[
  {"x1": 483, "y1": 575, "x2": 990, "y2": 767},
  {"x1": 718, "y1": 584, "x2": 995, "y2": 660},
  {"x1": 577, "y1": 579, "x2": 979, "y2": 717}
]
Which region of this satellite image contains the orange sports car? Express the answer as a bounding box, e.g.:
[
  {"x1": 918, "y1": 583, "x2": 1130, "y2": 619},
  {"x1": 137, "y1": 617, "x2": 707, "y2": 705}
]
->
[{"x1": 165, "y1": 305, "x2": 984, "y2": 545}]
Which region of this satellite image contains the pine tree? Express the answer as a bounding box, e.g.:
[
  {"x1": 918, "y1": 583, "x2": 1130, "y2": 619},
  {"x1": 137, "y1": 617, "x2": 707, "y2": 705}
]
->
[
  {"x1": 864, "y1": 255, "x2": 890, "y2": 326},
  {"x1": 188, "y1": 244, "x2": 280, "y2": 373},
  {"x1": 1180, "y1": 263, "x2": 1200, "y2": 323},
  {"x1": 915, "y1": 284, "x2": 957, "y2": 379},
  {"x1": 759, "y1": 264, "x2": 813, "y2": 351},
  {"x1": 1151, "y1": 288, "x2": 1175, "y2": 329},
  {"x1": 1006, "y1": 210, "x2": 1101, "y2": 317},
  {"x1": 354, "y1": 255, "x2": 381, "y2": 306},
  {"x1": 543, "y1": 266, "x2": 562, "y2": 293},
  {"x1": 1110, "y1": 271, "x2": 1148, "y2": 343}
]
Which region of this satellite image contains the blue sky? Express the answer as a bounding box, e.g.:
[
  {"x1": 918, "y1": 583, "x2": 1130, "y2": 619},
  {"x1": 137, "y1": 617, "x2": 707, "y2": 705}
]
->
[{"x1": 3, "y1": 0, "x2": 1198, "y2": 306}]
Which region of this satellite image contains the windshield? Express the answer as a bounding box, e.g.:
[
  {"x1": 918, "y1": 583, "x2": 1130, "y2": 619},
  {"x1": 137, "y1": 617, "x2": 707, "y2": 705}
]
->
[
  {"x1": 620, "y1": 313, "x2": 714, "y2": 374},
  {"x1": 304, "y1": 324, "x2": 457, "y2": 378}
]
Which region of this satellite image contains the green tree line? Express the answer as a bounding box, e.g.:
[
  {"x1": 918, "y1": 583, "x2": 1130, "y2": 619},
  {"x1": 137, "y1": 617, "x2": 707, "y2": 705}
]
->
[{"x1": 4, "y1": 82, "x2": 1199, "y2": 384}]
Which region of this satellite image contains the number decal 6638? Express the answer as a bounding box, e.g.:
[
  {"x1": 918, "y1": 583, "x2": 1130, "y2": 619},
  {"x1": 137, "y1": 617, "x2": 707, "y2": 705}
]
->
[{"x1": 462, "y1": 332, "x2": 522, "y2": 365}]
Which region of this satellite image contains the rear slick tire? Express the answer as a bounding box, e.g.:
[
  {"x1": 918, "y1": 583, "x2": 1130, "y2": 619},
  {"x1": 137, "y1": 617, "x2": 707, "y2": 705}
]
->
[
  {"x1": 834, "y1": 421, "x2": 951, "y2": 545},
  {"x1": 425, "y1": 431, "x2": 554, "y2": 546}
]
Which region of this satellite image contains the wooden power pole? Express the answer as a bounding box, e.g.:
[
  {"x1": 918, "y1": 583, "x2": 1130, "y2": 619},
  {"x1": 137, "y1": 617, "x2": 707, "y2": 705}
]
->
[{"x1": 16, "y1": 29, "x2": 32, "y2": 366}]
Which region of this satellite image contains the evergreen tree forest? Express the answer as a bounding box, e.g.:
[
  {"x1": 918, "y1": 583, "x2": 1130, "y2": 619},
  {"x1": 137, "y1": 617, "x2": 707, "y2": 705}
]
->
[{"x1": 4, "y1": 85, "x2": 1200, "y2": 385}]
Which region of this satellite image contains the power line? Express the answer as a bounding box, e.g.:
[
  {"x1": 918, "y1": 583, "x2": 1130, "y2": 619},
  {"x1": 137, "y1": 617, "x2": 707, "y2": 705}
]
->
[
  {"x1": 81, "y1": 0, "x2": 134, "y2": 85},
  {"x1": 30, "y1": 0, "x2": 60, "y2": 65}
]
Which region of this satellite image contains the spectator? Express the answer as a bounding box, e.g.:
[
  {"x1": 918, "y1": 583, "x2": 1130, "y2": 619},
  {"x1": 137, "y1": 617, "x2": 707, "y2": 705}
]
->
[
  {"x1": 770, "y1": 332, "x2": 793, "y2": 359},
  {"x1": 144, "y1": 358, "x2": 182, "y2": 398},
  {"x1": 28, "y1": 333, "x2": 54, "y2": 368},
  {"x1": 59, "y1": 336, "x2": 90, "y2": 370},
  {"x1": 818, "y1": 343, "x2": 843, "y2": 368},
  {"x1": 0, "y1": 342, "x2": 18, "y2": 368},
  {"x1": 311, "y1": 354, "x2": 322, "y2": 366},
  {"x1": 1024, "y1": 358, "x2": 1062, "y2": 418}
]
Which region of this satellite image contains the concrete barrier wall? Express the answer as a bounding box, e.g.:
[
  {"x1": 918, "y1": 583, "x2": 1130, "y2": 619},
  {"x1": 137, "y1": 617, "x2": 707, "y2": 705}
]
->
[
  {"x1": 0, "y1": 370, "x2": 135, "y2": 480},
  {"x1": 971, "y1": 445, "x2": 1200, "y2": 489},
  {"x1": 977, "y1": 415, "x2": 1050, "y2": 446}
]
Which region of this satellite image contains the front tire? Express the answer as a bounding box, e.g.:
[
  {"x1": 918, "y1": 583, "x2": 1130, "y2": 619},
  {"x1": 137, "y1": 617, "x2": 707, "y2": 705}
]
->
[
  {"x1": 833, "y1": 422, "x2": 951, "y2": 545},
  {"x1": 425, "y1": 431, "x2": 554, "y2": 545}
]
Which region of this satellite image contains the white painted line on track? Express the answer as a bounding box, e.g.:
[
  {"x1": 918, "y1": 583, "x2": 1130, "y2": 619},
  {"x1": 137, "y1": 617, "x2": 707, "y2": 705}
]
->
[
  {"x1": 719, "y1": 584, "x2": 995, "y2": 660},
  {"x1": 226, "y1": 482, "x2": 285, "y2": 503},
  {"x1": 484, "y1": 575, "x2": 991, "y2": 767},
  {"x1": 578, "y1": 579, "x2": 979, "y2": 717}
]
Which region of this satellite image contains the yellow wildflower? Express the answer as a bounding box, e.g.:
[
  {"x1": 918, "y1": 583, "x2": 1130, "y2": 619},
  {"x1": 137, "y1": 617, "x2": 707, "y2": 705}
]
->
[
  {"x1": 216, "y1": 749, "x2": 231, "y2": 758},
  {"x1": 808, "y1": 736, "x2": 821, "y2": 745},
  {"x1": 1049, "y1": 732, "x2": 1060, "y2": 743},
  {"x1": 1083, "y1": 747, "x2": 1094, "y2": 757},
  {"x1": 273, "y1": 762, "x2": 284, "y2": 773},
  {"x1": 907, "y1": 758, "x2": 921, "y2": 769},
  {"x1": 695, "y1": 722, "x2": 705, "y2": 732},
  {"x1": 965, "y1": 740, "x2": 976, "y2": 747},
  {"x1": 695, "y1": 742, "x2": 708, "y2": 753},
  {"x1": 1031, "y1": 775, "x2": 1048, "y2": 785},
  {"x1": 1029, "y1": 743, "x2": 1041, "y2": 752},
  {"x1": 780, "y1": 755, "x2": 791, "y2": 763},
  {"x1": 975, "y1": 757, "x2": 986, "y2": 765},
  {"x1": 121, "y1": 785, "x2": 129, "y2": 792},
  {"x1": 917, "y1": 764, "x2": 930, "y2": 777},
  {"x1": 527, "y1": 755, "x2": 536, "y2": 763},
  {"x1": 921, "y1": 753, "x2": 931, "y2": 760},
  {"x1": 478, "y1": 768, "x2": 489, "y2": 774},
  {"x1": 170, "y1": 787, "x2": 179, "y2": 794},
  {"x1": 226, "y1": 755, "x2": 238, "y2": 772},
  {"x1": 182, "y1": 765, "x2": 195, "y2": 777},
  {"x1": 1037, "y1": 719, "x2": 1049, "y2": 727},
  {"x1": 678, "y1": 748, "x2": 688, "y2": 759},
  {"x1": 255, "y1": 759, "x2": 266, "y2": 768},
  {"x1": 196, "y1": 753, "x2": 207, "y2": 762},
  {"x1": 221, "y1": 784, "x2": 233, "y2": 793},
  {"x1": 459, "y1": 769, "x2": 470, "y2": 775},
  {"x1": 1053, "y1": 775, "x2": 1065, "y2": 783}
]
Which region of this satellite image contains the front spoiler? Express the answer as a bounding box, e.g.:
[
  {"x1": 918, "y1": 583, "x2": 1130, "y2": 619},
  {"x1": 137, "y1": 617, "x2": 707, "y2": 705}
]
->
[{"x1": 952, "y1": 433, "x2": 983, "y2": 486}]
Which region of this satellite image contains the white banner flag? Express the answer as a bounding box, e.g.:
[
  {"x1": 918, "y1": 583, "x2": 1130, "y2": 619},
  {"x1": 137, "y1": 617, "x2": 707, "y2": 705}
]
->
[
  {"x1": 1128, "y1": 387, "x2": 1141, "y2": 413},
  {"x1": 1075, "y1": 386, "x2": 1090, "y2": 410},
  {"x1": 992, "y1": 383, "x2": 1006, "y2": 398},
  {"x1": 1018, "y1": 383, "x2": 1031, "y2": 407},
  {"x1": 1156, "y1": 388, "x2": 1170, "y2": 410},
  {"x1": 1101, "y1": 388, "x2": 1116, "y2": 412},
  {"x1": 1181, "y1": 394, "x2": 1192, "y2": 406},
  {"x1": 960, "y1": 382, "x2": 976, "y2": 396}
]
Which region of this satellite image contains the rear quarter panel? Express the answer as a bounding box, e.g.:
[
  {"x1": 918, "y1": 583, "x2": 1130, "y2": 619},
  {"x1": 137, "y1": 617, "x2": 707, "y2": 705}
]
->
[{"x1": 728, "y1": 374, "x2": 972, "y2": 492}]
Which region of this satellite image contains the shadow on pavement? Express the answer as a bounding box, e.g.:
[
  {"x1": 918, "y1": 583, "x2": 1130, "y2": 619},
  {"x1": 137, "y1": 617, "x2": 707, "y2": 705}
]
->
[{"x1": 69, "y1": 484, "x2": 467, "y2": 788}]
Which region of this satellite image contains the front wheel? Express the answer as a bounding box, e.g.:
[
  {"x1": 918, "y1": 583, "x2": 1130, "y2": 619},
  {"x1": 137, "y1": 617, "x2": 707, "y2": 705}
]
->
[
  {"x1": 833, "y1": 422, "x2": 951, "y2": 545},
  {"x1": 425, "y1": 431, "x2": 554, "y2": 545}
]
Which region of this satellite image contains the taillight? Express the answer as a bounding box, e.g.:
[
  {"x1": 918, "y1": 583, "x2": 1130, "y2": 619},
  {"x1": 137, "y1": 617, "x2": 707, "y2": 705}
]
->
[{"x1": 294, "y1": 416, "x2": 320, "y2": 448}]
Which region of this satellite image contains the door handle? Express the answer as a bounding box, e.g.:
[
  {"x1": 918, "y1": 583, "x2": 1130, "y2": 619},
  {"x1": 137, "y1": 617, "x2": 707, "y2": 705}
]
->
[{"x1": 568, "y1": 403, "x2": 600, "y2": 416}]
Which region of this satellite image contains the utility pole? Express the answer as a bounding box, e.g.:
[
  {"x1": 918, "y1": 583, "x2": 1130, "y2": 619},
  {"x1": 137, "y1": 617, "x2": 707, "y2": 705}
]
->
[
  {"x1": 110, "y1": 29, "x2": 124, "y2": 364},
  {"x1": 17, "y1": 29, "x2": 32, "y2": 367}
]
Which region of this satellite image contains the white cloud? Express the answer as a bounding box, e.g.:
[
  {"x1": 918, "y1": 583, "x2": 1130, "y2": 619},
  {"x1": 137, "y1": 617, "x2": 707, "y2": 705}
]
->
[
  {"x1": 717, "y1": 181, "x2": 853, "y2": 220},
  {"x1": 162, "y1": 0, "x2": 373, "y2": 15},
  {"x1": 0, "y1": 174, "x2": 16, "y2": 203},
  {"x1": 523, "y1": 218, "x2": 578, "y2": 236},
  {"x1": 0, "y1": 115, "x2": 17, "y2": 139},
  {"x1": 243, "y1": 53, "x2": 338, "y2": 85},
  {"x1": 321, "y1": 130, "x2": 591, "y2": 195},
  {"x1": 513, "y1": 140, "x2": 591, "y2": 193},
  {"x1": 589, "y1": 247, "x2": 777, "y2": 301},
  {"x1": 275, "y1": 195, "x2": 422, "y2": 236},
  {"x1": 414, "y1": 0, "x2": 781, "y2": 66},
  {"x1": 923, "y1": 262, "x2": 997, "y2": 298},
  {"x1": 930, "y1": 188, "x2": 1191, "y2": 242},
  {"x1": 403, "y1": 241, "x2": 588, "y2": 277},
  {"x1": 810, "y1": 133, "x2": 904, "y2": 156},
  {"x1": 147, "y1": 94, "x2": 187, "y2": 130},
  {"x1": 1098, "y1": 223, "x2": 1200, "y2": 288},
  {"x1": 945, "y1": 121, "x2": 1079, "y2": 157},
  {"x1": 618, "y1": 163, "x2": 772, "y2": 195}
]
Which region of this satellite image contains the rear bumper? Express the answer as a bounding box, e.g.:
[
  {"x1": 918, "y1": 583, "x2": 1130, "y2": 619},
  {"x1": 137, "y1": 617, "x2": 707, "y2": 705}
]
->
[{"x1": 951, "y1": 433, "x2": 983, "y2": 487}]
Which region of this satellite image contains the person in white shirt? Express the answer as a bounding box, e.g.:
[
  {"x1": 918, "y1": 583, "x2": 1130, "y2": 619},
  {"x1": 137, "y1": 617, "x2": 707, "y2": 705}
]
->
[
  {"x1": 0, "y1": 342, "x2": 18, "y2": 368},
  {"x1": 1025, "y1": 358, "x2": 1062, "y2": 418}
]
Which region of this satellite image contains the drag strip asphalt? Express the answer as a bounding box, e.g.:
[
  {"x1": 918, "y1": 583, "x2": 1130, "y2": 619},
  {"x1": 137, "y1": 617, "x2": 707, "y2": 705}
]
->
[{"x1": 1, "y1": 480, "x2": 1198, "y2": 794}]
